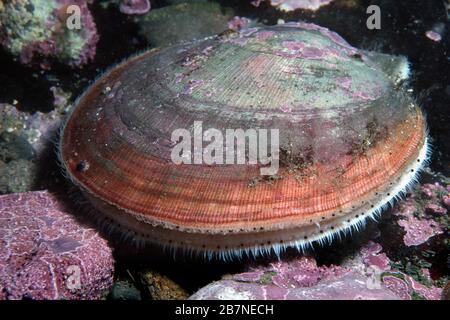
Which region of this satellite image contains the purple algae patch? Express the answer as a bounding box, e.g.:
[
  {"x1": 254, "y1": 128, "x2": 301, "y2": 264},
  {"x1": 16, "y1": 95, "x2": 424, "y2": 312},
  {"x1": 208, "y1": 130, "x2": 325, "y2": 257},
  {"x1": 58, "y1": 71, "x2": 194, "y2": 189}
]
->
[{"x1": 0, "y1": 191, "x2": 114, "y2": 300}]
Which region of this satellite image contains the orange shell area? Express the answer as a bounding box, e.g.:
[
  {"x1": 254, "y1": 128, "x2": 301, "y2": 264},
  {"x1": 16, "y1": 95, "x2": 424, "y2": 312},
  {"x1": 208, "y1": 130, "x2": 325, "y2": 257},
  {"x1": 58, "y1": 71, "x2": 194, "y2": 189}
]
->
[{"x1": 62, "y1": 104, "x2": 425, "y2": 232}]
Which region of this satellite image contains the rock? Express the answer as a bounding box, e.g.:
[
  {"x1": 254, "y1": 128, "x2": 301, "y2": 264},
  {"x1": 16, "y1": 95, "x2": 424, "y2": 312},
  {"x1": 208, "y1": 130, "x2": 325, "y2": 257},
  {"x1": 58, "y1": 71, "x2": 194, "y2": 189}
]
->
[
  {"x1": 0, "y1": 132, "x2": 35, "y2": 162},
  {"x1": 191, "y1": 273, "x2": 400, "y2": 300},
  {"x1": 359, "y1": 242, "x2": 391, "y2": 272},
  {"x1": 390, "y1": 182, "x2": 449, "y2": 247},
  {"x1": 393, "y1": 198, "x2": 443, "y2": 247},
  {"x1": 382, "y1": 273, "x2": 443, "y2": 300},
  {"x1": 420, "y1": 183, "x2": 446, "y2": 200},
  {"x1": 0, "y1": 104, "x2": 65, "y2": 194},
  {"x1": 190, "y1": 241, "x2": 444, "y2": 300},
  {"x1": 109, "y1": 279, "x2": 142, "y2": 300},
  {"x1": 190, "y1": 255, "x2": 400, "y2": 300},
  {"x1": 0, "y1": 0, "x2": 98, "y2": 68},
  {"x1": 425, "y1": 203, "x2": 447, "y2": 216},
  {"x1": 136, "y1": 2, "x2": 234, "y2": 47},
  {"x1": 0, "y1": 103, "x2": 64, "y2": 158},
  {"x1": 0, "y1": 159, "x2": 38, "y2": 194},
  {"x1": 139, "y1": 270, "x2": 188, "y2": 300},
  {"x1": 0, "y1": 191, "x2": 114, "y2": 300}
]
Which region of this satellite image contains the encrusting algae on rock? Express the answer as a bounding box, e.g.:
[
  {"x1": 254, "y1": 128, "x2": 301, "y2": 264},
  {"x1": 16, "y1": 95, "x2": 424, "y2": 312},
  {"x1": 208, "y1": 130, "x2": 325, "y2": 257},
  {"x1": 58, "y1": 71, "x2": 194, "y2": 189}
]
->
[
  {"x1": 0, "y1": 0, "x2": 98, "y2": 68},
  {"x1": 59, "y1": 22, "x2": 430, "y2": 260}
]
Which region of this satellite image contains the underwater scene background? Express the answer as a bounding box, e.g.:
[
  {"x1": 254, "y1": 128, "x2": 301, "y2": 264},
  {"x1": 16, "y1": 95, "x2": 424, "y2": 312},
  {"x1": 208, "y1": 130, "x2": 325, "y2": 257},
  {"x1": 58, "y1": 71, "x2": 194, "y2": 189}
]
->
[{"x1": 0, "y1": 0, "x2": 449, "y2": 300}]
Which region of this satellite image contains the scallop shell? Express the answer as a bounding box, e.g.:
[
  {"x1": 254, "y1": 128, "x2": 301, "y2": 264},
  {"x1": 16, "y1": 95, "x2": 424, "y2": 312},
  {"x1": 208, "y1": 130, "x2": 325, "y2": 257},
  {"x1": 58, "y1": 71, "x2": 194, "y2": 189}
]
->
[{"x1": 60, "y1": 23, "x2": 428, "y2": 258}]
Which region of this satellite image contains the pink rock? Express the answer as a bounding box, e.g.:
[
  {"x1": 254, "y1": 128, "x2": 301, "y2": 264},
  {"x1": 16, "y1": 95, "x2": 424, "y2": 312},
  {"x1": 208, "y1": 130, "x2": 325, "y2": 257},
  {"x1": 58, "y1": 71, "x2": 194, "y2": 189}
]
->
[
  {"x1": 190, "y1": 272, "x2": 401, "y2": 300},
  {"x1": 268, "y1": 256, "x2": 348, "y2": 288},
  {"x1": 381, "y1": 273, "x2": 443, "y2": 301},
  {"x1": 119, "y1": 0, "x2": 151, "y2": 15},
  {"x1": 359, "y1": 242, "x2": 443, "y2": 300},
  {"x1": 382, "y1": 275, "x2": 411, "y2": 300},
  {"x1": 190, "y1": 256, "x2": 399, "y2": 300},
  {"x1": 442, "y1": 195, "x2": 450, "y2": 209},
  {"x1": 0, "y1": 191, "x2": 114, "y2": 300},
  {"x1": 361, "y1": 242, "x2": 391, "y2": 272},
  {"x1": 393, "y1": 198, "x2": 443, "y2": 247},
  {"x1": 425, "y1": 203, "x2": 447, "y2": 215},
  {"x1": 421, "y1": 183, "x2": 446, "y2": 199},
  {"x1": 191, "y1": 240, "x2": 443, "y2": 300},
  {"x1": 405, "y1": 275, "x2": 442, "y2": 300}
]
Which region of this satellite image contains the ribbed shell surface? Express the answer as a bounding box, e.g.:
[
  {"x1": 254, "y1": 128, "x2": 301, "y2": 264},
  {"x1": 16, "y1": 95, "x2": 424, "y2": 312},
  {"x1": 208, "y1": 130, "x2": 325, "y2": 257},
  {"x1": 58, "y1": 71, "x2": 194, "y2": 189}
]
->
[{"x1": 61, "y1": 23, "x2": 427, "y2": 252}]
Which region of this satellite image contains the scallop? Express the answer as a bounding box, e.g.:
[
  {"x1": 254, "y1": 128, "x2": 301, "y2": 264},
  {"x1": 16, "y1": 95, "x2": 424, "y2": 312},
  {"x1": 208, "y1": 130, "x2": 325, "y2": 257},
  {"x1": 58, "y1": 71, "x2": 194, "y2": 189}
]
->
[{"x1": 60, "y1": 23, "x2": 429, "y2": 258}]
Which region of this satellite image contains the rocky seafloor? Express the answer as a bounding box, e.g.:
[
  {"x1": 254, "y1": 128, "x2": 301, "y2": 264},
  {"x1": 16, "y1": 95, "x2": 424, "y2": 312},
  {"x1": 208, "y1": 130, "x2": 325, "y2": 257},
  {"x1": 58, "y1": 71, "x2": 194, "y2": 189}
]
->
[{"x1": 0, "y1": 0, "x2": 449, "y2": 300}]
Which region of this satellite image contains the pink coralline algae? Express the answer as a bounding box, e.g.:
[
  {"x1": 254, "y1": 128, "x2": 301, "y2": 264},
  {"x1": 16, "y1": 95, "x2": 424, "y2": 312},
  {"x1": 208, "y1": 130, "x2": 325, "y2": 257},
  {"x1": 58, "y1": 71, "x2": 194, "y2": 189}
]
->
[
  {"x1": 281, "y1": 40, "x2": 327, "y2": 59},
  {"x1": 190, "y1": 241, "x2": 444, "y2": 300},
  {"x1": 0, "y1": 0, "x2": 98, "y2": 68},
  {"x1": 425, "y1": 204, "x2": 447, "y2": 215},
  {"x1": 394, "y1": 199, "x2": 443, "y2": 247},
  {"x1": 382, "y1": 274, "x2": 443, "y2": 300},
  {"x1": 294, "y1": 22, "x2": 358, "y2": 54},
  {"x1": 119, "y1": 0, "x2": 151, "y2": 15},
  {"x1": 0, "y1": 191, "x2": 114, "y2": 300},
  {"x1": 360, "y1": 243, "x2": 442, "y2": 300},
  {"x1": 274, "y1": 23, "x2": 359, "y2": 62},
  {"x1": 270, "y1": 0, "x2": 334, "y2": 12},
  {"x1": 360, "y1": 242, "x2": 391, "y2": 272},
  {"x1": 392, "y1": 183, "x2": 448, "y2": 247},
  {"x1": 190, "y1": 255, "x2": 400, "y2": 300},
  {"x1": 421, "y1": 183, "x2": 448, "y2": 202}
]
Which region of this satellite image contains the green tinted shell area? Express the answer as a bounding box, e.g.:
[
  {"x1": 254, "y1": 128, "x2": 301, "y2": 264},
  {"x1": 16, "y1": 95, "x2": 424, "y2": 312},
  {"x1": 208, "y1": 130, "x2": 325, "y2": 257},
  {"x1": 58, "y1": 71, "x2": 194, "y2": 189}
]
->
[{"x1": 67, "y1": 23, "x2": 412, "y2": 169}]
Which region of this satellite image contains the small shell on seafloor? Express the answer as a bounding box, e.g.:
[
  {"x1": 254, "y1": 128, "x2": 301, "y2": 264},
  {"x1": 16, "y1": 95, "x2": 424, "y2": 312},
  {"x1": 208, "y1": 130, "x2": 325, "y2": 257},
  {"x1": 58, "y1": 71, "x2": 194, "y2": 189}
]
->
[{"x1": 60, "y1": 23, "x2": 429, "y2": 260}]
